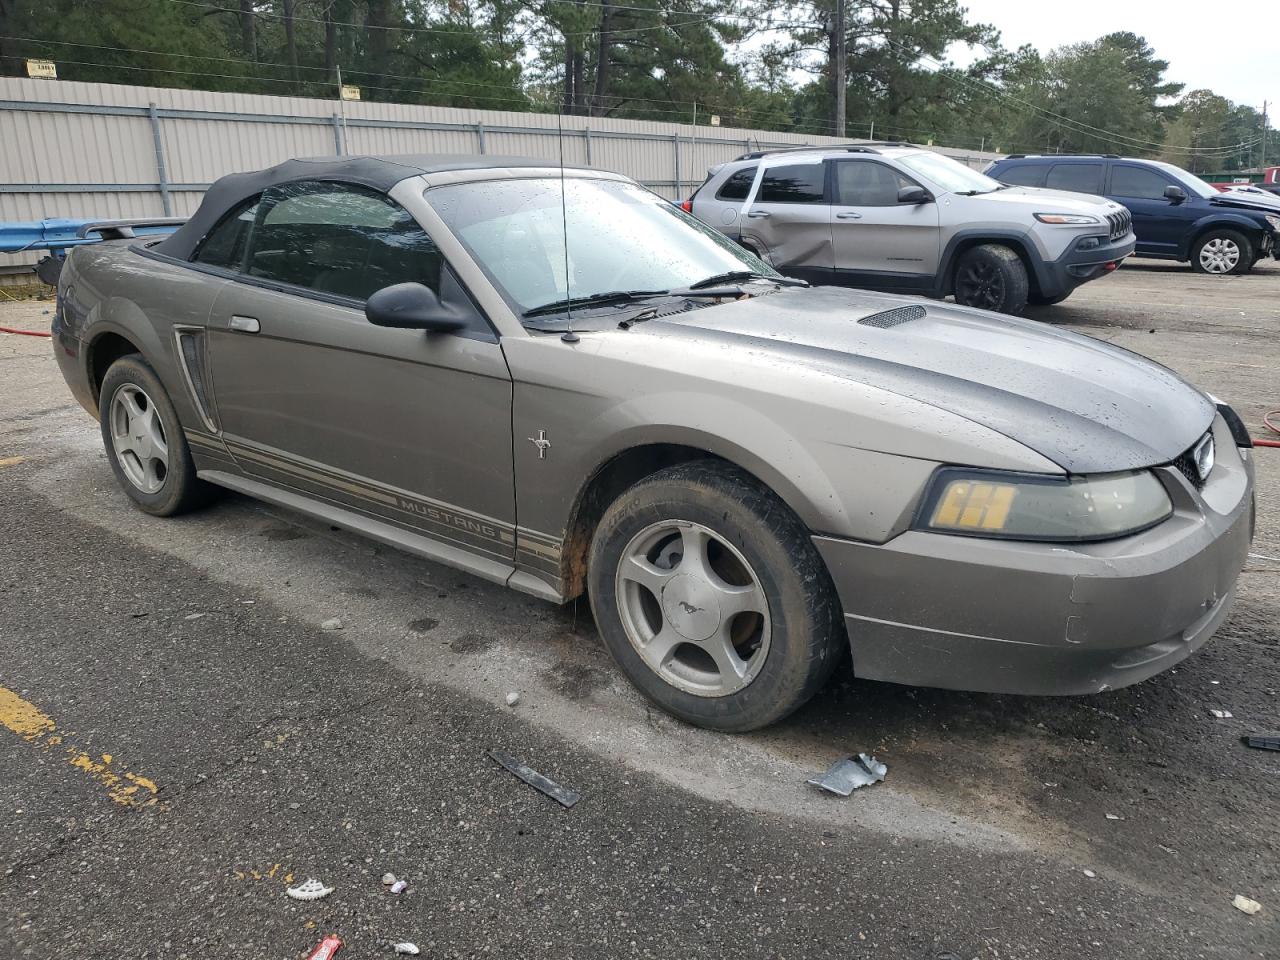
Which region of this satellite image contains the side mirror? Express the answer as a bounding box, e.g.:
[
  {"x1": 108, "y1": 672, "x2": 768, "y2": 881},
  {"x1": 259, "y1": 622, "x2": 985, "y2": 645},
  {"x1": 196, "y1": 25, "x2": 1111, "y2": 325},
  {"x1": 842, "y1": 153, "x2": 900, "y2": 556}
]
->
[
  {"x1": 365, "y1": 282, "x2": 467, "y2": 332},
  {"x1": 898, "y1": 185, "x2": 930, "y2": 204},
  {"x1": 1163, "y1": 185, "x2": 1186, "y2": 203}
]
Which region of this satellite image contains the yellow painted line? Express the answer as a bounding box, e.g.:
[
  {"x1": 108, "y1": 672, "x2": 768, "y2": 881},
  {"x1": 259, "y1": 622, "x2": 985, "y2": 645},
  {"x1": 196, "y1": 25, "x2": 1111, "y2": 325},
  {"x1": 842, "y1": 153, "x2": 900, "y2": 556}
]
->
[
  {"x1": 0, "y1": 686, "x2": 159, "y2": 807},
  {"x1": 0, "y1": 455, "x2": 26, "y2": 468}
]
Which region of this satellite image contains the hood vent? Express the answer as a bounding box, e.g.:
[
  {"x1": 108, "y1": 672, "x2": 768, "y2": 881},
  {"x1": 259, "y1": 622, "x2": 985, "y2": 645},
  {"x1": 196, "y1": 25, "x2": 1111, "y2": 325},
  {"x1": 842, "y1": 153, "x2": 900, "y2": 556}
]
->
[{"x1": 858, "y1": 304, "x2": 926, "y2": 329}]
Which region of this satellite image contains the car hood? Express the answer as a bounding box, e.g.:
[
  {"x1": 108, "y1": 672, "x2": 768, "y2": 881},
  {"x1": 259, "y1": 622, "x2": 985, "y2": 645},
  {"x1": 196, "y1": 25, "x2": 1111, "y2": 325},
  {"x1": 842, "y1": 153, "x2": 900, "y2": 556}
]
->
[
  {"x1": 660, "y1": 287, "x2": 1212, "y2": 474},
  {"x1": 957, "y1": 185, "x2": 1125, "y2": 215},
  {"x1": 1211, "y1": 192, "x2": 1280, "y2": 214}
]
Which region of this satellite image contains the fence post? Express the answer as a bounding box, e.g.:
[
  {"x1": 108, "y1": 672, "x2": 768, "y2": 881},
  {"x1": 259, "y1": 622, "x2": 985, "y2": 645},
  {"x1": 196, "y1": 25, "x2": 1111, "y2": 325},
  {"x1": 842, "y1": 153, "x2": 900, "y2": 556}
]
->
[
  {"x1": 147, "y1": 103, "x2": 172, "y2": 216},
  {"x1": 673, "y1": 133, "x2": 681, "y2": 198},
  {"x1": 584, "y1": 126, "x2": 592, "y2": 165},
  {"x1": 331, "y1": 114, "x2": 344, "y2": 155},
  {"x1": 476, "y1": 121, "x2": 486, "y2": 154}
]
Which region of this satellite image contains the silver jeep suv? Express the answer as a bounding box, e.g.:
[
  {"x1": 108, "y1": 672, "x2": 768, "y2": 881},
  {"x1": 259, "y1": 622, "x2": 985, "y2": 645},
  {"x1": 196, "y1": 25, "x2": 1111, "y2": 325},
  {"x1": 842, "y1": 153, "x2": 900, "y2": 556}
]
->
[{"x1": 687, "y1": 144, "x2": 1135, "y2": 314}]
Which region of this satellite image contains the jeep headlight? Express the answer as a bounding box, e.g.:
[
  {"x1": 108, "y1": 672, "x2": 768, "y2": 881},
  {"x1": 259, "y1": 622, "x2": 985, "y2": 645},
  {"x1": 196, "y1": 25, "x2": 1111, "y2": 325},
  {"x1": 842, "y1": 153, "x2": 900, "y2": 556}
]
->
[
  {"x1": 1265, "y1": 214, "x2": 1280, "y2": 231},
  {"x1": 1034, "y1": 213, "x2": 1101, "y2": 225},
  {"x1": 916, "y1": 468, "x2": 1172, "y2": 541}
]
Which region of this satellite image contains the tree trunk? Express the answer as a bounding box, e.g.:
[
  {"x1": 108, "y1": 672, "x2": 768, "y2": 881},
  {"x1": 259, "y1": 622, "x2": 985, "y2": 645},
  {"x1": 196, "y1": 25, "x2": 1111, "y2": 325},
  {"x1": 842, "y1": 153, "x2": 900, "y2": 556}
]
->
[
  {"x1": 0, "y1": 0, "x2": 16, "y2": 77},
  {"x1": 324, "y1": 2, "x2": 338, "y2": 81},
  {"x1": 572, "y1": 50, "x2": 585, "y2": 115},
  {"x1": 239, "y1": 0, "x2": 256, "y2": 60},
  {"x1": 562, "y1": 37, "x2": 575, "y2": 113},
  {"x1": 833, "y1": 0, "x2": 846, "y2": 137},
  {"x1": 282, "y1": 0, "x2": 299, "y2": 83},
  {"x1": 366, "y1": 0, "x2": 394, "y2": 94},
  {"x1": 590, "y1": 2, "x2": 612, "y2": 117}
]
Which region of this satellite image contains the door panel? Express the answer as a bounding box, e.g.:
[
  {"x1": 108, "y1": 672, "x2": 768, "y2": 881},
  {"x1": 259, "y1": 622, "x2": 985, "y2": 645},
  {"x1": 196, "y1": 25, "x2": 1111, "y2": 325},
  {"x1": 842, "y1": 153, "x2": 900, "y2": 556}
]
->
[
  {"x1": 741, "y1": 159, "x2": 833, "y2": 282},
  {"x1": 1108, "y1": 164, "x2": 1186, "y2": 257},
  {"x1": 829, "y1": 159, "x2": 940, "y2": 284},
  {"x1": 206, "y1": 281, "x2": 515, "y2": 562}
]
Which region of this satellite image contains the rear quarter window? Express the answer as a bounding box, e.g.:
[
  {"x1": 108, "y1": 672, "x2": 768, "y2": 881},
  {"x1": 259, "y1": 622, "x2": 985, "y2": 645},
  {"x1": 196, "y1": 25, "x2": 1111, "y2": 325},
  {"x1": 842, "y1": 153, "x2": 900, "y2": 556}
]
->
[
  {"x1": 716, "y1": 167, "x2": 757, "y2": 201},
  {"x1": 995, "y1": 164, "x2": 1046, "y2": 188}
]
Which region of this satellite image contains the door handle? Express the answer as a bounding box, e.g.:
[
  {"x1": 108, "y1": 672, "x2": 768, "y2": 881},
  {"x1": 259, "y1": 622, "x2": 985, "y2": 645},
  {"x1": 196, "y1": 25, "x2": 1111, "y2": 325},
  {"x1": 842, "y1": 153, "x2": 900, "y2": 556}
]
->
[
  {"x1": 836, "y1": 212, "x2": 863, "y2": 220},
  {"x1": 229, "y1": 315, "x2": 260, "y2": 334},
  {"x1": 746, "y1": 209, "x2": 771, "y2": 218}
]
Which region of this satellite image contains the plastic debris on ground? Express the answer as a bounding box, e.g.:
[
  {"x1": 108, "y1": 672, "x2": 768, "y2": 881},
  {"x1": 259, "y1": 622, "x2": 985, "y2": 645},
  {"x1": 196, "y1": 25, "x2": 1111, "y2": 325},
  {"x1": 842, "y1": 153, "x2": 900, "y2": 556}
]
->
[
  {"x1": 394, "y1": 944, "x2": 421, "y2": 956},
  {"x1": 488, "y1": 749, "x2": 581, "y2": 808},
  {"x1": 807, "y1": 754, "x2": 887, "y2": 796},
  {"x1": 304, "y1": 935, "x2": 343, "y2": 960},
  {"x1": 1083, "y1": 869, "x2": 1097, "y2": 878},
  {"x1": 1105, "y1": 813, "x2": 1123, "y2": 821},
  {"x1": 1209, "y1": 709, "x2": 1233, "y2": 719},
  {"x1": 320, "y1": 618, "x2": 344, "y2": 632},
  {"x1": 505, "y1": 691, "x2": 520, "y2": 707},
  {"x1": 287, "y1": 878, "x2": 335, "y2": 901},
  {"x1": 1242, "y1": 734, "x2": 1280, "y2": 751},
  {"x1": 390, "y1": 879, "x2": 408, "y2": 894},
  {"x1": 381, "y1": 872, "x2": 397, "y2": 886},
  {"x1": 1233, "y1": 894, "x2": 1262, "y2": 916}
]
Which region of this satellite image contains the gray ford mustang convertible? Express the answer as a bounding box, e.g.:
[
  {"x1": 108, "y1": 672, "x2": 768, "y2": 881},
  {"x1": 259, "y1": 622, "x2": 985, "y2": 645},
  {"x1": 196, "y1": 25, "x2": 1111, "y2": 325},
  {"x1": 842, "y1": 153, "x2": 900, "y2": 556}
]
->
[{"x1": 53, "y1": 155, "x2": 1256, "y2": 731}]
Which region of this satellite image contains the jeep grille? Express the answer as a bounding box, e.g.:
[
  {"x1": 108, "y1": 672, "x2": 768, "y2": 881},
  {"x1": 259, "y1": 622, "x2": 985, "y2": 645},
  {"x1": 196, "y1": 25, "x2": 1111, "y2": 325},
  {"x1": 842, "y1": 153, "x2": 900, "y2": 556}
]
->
[{"x1": 1106, "y1": 209, "x2": 1131, "y2": 242}]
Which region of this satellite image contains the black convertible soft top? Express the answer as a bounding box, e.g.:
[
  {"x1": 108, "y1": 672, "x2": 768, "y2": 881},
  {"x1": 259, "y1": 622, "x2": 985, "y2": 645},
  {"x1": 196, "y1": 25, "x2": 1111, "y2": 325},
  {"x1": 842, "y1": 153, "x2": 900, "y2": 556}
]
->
[{"x1": 154, "y1": 154, "x2": 566, "y2": 261}]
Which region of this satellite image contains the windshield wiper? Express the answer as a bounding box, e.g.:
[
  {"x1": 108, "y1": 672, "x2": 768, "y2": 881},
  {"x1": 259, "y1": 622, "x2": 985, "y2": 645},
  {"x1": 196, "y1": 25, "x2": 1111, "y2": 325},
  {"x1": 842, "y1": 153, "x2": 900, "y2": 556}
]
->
[
  {"x1": 522, "y1": 289, "x2": 667, "y2": 318},
  {"x1": 684, "y1": 270, "x2": 807, "y2": 290}
]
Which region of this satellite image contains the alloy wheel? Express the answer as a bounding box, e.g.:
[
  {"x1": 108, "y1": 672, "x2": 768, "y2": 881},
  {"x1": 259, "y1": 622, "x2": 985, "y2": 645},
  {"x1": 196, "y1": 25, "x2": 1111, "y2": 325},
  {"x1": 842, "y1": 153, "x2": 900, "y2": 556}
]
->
[
  {"x1": 1198, "y1": 238, "x2": 1240, "y2": 274},
  {"x1": 614, "y1": 520, "x2": 771, "y2": 698},
  {"x1": 956, "y1": 260, "x2": 1007, "y2": 310},
  {"x1": 109, "y1": 384, "x2": 169, "y2": 494}
]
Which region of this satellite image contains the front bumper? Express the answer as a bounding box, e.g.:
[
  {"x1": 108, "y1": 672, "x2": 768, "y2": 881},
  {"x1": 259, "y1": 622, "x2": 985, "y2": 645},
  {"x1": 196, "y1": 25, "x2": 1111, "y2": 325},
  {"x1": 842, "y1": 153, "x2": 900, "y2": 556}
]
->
[
  {"x1": 814, "y1": 419, "x2": 1254, "y2": 696},
  {"x1": 1036, "y1": 232, "x2": 1136, "y2": 299}
]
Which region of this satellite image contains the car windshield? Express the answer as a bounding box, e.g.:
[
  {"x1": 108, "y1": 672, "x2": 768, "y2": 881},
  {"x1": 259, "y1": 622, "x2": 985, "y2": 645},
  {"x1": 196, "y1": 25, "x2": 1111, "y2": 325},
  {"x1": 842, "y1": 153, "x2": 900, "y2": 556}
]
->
[
  {"x1": 898, "y1": 152, "x2": 1004, "y2": 195},
  {"x1": 1152, "y1": 161, "x2": 1218, "y2": 199},
  {"x1": 426, "y1": 176, "x2": 776, "y2": 319}
]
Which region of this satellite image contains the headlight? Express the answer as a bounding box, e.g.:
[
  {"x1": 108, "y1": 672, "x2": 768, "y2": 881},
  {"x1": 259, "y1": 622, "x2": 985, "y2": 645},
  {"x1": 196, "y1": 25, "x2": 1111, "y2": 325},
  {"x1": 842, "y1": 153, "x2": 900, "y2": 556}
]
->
[
  {"x1": 1265, "y1": 214, "x2": 1280, "y2": 231},
  {"x1": 916, "y1": 468, "x2": 1172, "y2": 541},
  {"x1": 1034, "y1": 213, "x2": 1101, "y2": 225}
]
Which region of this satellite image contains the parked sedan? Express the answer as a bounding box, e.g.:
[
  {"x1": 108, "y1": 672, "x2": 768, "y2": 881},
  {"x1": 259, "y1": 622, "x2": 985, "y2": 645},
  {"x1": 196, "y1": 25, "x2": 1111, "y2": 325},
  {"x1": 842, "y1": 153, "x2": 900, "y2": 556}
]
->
[{"x1": 53, "y1": 155, "x2": 1255, "y2": 731}]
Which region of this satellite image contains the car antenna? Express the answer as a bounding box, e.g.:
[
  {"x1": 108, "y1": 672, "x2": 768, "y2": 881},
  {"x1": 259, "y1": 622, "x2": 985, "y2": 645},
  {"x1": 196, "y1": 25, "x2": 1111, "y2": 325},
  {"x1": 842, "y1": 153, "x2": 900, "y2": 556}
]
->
[{"x1": 556, "y1": 107, "x2": 579, "y2": 344}]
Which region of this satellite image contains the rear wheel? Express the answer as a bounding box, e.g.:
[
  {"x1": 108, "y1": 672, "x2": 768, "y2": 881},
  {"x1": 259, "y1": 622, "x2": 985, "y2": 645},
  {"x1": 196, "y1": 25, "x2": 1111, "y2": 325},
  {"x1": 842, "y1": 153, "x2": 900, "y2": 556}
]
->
[
  {"x1": 99, "y1": 355, "x2": 213, "y2": 516},
  {"x1": 953, "y1": 244, "x2": 1029, "y2": 314},
  {"x1": 587, "y1": 461, "x2": 844, "y2": 732},
  {"x1": 1191, "y1": 229, "x2": 1253, "y2": 275}
]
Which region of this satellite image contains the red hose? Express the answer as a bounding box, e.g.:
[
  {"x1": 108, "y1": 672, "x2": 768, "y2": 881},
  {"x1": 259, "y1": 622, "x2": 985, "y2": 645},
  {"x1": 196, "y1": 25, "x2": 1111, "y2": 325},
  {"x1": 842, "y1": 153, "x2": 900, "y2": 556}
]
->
[
  {"x1": 1258, "y1": 409, "x2": 1280, "y2": 448},
  {"x1": 0, "y1": 325, "x2": 52, "y2": 338}
]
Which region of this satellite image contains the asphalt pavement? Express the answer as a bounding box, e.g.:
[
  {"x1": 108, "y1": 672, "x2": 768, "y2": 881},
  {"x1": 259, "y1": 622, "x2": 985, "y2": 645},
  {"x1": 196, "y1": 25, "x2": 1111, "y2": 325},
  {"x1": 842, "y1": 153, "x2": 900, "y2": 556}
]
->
[{"x1": 1, "y1": 261, "x2": 1278, "y2": 959}]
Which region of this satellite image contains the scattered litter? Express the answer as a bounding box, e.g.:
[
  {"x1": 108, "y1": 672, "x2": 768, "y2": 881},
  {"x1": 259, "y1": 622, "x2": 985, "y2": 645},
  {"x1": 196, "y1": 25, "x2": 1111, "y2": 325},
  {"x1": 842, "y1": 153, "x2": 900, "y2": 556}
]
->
[
  {"x1": 1158, "y1": 845, "x2": 1176, "y2": 855},
  {"x1": 304, "y1": 935, "x2": 343, "y2": 960},
  {"x1": 505, "y1": 691, "x2": 520, "y2": 707},
  {"x1": 381, "y1": 872, "x2": 397, "y2": 886},
  {"x1": 286, "y1": 878, "x2": 334, "y2": 901},
  {"x1": 1210, "y1": 680, "x2": 1220, "y2": 685},
  {"x1": 1105, "y1": 813, "x2": 1124, "y2": 821},
  {"x1": 1209, "y1": 709, "x2": 1233, "y2": 719},
  {"x1": 320, "y1": 618, "x2": 344, "y2": 631},
  {"x1": 1233, "y1": 894, "x2": 1262, "y2": 916},
  {"x1": 807, "y1": 754, "x2": 887, "y2": 796},
  {"x1": 1083, "y1": 869, "x2": 1097, "y2": 879},
  {"x1": 1242, "y1": 734, "x2": 1280, "y2": 752},
  {"x1": 390, "y1": 879, "x2": 408, "y2": 894},
  {"x1": 488, "y1": 749, "x2": 581, "y2": 808},
  {"x1": 184, "y1": 613, "x2": 206, "y2": 621},
  {"x1": 393, "y1": 943, "x2": 420, "y2": 955}
]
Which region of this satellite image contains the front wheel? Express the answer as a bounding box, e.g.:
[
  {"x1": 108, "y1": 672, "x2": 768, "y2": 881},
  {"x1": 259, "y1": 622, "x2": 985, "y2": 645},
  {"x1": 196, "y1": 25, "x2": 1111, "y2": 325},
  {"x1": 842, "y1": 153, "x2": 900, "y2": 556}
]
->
[
  {"x1": 1191, "y1": 229, "x2": 1253, "y2": 275},
  {"x1": 99, "y1": 354, "x2": 214, "y2": 516},
  {"x1": 587, "y1": 461, "x2": 844, "y2": 732},
  {"x1": 953, "y1": 244, "x2": 1030, "y2": 314}
]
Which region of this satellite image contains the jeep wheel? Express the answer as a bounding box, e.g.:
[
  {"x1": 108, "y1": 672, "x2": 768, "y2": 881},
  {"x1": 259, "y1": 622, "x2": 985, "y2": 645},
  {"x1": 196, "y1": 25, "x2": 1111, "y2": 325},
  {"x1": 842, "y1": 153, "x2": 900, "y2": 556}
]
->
[
  {"x1": 587, "y1": 461, "x2": 844, "y2": 732},
  {"x1": 953, "y1": 244, "x2": 1029, "y2": 314},
  {"x1": 100, "y1": 354, "x2": 214, "y2": 516},
  {"x1": 1192, "y1": 229, "x2": 1253, "y2": 275}
]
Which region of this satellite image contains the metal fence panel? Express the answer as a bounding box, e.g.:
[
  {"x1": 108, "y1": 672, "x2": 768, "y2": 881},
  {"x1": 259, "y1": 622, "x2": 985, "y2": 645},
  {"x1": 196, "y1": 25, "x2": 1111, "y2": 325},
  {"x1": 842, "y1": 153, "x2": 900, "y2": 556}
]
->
[{"x1": 0, "y1": 76, "x2": 1000, "y2": 275}]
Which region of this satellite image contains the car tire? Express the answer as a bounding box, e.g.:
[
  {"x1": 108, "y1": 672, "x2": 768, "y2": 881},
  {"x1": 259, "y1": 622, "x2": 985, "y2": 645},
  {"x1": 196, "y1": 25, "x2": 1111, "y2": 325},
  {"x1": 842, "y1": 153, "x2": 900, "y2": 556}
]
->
[
  {"x1": 953, "y1": 244, "x2": 1029, "y2": 314},
  {"x1": 99, "y1": 354, "x2": 214, "y2": 517},
  {"x1": 587, "y1": 460, "x2": 844, "y2": 732},
  {"x1": 1191, "y1": 229, "x2": 1253, "y2": 275}
]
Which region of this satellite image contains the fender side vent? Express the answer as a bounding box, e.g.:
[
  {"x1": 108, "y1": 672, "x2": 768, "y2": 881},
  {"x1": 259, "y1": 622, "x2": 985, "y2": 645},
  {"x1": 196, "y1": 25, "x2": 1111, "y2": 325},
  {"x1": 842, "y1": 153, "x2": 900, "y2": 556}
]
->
[
  {"x1": 858, "y1": 304, "x2": 927, "y2": 328},
  {"x1": 175, "y1": 328, "x2": 217, "y2": 431}
]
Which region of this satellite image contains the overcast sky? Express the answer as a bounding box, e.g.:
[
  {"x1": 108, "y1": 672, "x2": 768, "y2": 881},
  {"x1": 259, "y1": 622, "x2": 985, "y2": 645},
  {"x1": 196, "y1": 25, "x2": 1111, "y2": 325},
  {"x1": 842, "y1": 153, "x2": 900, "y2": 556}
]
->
[{"x1": 952, "y1": 0, "x2": 1272, "y2": 109}]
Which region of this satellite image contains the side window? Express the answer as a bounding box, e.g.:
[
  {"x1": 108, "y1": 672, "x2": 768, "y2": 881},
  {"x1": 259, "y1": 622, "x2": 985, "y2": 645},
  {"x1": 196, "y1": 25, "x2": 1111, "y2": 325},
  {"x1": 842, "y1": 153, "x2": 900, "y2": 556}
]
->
[
  {"x1": 716, "y1": 167, "x2": 757, "y2": 201},
  {"x1": 1110, "y1": 165, "x2": 1173, "y2": 200},
  {"x1": 995, "y1": 165, "x2": 1046, "y2": 188},
  {"x1": 245, "y1": 181, "x2": 442, "y2": 301},
  {"x1": 193, "y1": 196, "x2": 260, "y2": 270},
  {"x1": 757, "y1": 163, "x2": 826, "y2": 204},
  {"x1": 1046, "y1": 163, "x2": 1103, "y2": 194},
  {"x1": 834, "y1": 161, "x2": 915, "y2": 206}
]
